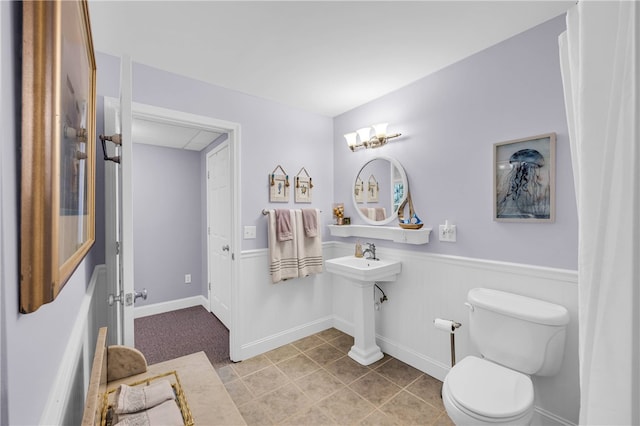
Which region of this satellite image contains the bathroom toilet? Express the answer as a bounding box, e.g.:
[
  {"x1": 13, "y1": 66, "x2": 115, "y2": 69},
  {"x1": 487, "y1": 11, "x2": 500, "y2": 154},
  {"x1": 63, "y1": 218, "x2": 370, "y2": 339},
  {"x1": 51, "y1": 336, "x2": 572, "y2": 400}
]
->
[{"x1": 442, "y1": 288, "x2": 569, "y2": 425}]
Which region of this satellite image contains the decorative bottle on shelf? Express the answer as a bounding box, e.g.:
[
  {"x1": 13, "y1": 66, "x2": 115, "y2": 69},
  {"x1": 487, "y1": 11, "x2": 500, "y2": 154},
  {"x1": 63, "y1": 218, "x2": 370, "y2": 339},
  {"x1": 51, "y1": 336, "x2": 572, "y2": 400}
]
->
[{"x1": 355, "y1": 241, "x2": 363, "y2": 258}]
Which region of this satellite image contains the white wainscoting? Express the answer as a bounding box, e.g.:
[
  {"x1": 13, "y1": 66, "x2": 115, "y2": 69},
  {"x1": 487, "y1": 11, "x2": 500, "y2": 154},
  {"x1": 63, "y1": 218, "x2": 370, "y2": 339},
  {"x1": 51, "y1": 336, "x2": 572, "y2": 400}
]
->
[
  {"x1": 236, "y1": 243, "x2": 578, "y2": 426},
  {"x1": 330, "y1": 243, "x2": 579, "y2": 426},
  {"x1": 40, "y1": 264, "x2": 106, "y2": 426},
  {"x1": 101, "y1": 242, "x2": 578, "y2": 426},
  {"x1": 236, "y1": 247, "x2": 335, "y2": 361}
]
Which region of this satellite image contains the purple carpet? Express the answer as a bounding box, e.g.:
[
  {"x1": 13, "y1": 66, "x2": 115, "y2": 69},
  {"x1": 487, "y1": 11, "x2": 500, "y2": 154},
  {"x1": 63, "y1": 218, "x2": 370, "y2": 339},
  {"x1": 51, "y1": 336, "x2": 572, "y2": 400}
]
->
[{"x1": 134, "y1": 305, "x2": 230, "y2": 369}]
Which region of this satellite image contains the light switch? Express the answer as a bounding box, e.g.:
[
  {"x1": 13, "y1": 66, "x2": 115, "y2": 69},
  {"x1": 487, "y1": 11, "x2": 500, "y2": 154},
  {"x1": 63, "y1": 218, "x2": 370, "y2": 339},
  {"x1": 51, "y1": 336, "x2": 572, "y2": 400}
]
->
[
  {"x1": 439, "y1": 220, "x2": 457, "y2": 242},
  {"x1": 244, "y1": 225, "x2": 256, "y2": 239}
]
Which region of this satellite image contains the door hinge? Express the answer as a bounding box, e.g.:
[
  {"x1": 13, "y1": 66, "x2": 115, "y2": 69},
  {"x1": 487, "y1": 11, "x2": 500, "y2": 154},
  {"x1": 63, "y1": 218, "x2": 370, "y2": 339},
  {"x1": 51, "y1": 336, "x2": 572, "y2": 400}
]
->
[
  {"x1": 208, "y1": 282, "x2": 211, "y2": 290},
  {"x1": 115, "y1": 241, "x2": 120, "y2": 255}
]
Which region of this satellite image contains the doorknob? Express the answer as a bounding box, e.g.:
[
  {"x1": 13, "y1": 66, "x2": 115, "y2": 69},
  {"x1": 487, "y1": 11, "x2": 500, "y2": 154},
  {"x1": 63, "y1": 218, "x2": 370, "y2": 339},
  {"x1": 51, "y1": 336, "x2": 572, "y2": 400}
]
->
[
  {"x1": 107, "y1": 293, "x2": 123, "y2": 306},
  {"x1": 222, "y1": 244, "x2": 230, "y2": 251},
  {"x1": 134, "y1": 288, "x2": 148, "y2": 302}
]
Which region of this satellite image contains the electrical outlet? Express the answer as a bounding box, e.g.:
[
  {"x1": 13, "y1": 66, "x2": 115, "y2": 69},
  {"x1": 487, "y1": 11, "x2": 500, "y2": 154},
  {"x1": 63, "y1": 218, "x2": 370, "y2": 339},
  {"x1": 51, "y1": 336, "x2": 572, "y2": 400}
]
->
[{"x1": 185, "y1": 274, "x2": 191, "y2": 284}]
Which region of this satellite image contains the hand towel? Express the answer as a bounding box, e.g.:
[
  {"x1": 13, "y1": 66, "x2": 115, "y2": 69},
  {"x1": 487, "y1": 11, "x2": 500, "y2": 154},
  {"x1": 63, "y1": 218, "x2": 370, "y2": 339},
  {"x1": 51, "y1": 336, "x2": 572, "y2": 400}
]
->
[
  {"x1": 367, "y1": 208, "x2": 376, "y2": 220},
  {"x1": 295, "y1": 209, "x2": 323, "y2": 277},
  {"x1": 115, "y1": 400, "x2": 184, "y2": 426},
  {"x1": 114, "y1": 379, "x2": 175, "y2": 414},
  {"x1": 301, "y1": 208, "x2": 318, "y2": 237},
  {"x1": 375, "y1": 207, "x2": 386, "y2": 221},
  {"x1": 275, "y1": 209, "x2": 293, "y2": 241},
  {"x1": 268, "y1": 210, "x2": 299, "y2": 283}
]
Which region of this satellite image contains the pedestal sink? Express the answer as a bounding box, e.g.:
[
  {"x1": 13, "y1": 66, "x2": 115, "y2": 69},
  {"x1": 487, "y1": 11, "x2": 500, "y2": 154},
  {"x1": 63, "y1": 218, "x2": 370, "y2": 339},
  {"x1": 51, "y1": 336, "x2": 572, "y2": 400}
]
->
[{"x1": 325, "y1": 256, "x2": 401, "y2": 365}]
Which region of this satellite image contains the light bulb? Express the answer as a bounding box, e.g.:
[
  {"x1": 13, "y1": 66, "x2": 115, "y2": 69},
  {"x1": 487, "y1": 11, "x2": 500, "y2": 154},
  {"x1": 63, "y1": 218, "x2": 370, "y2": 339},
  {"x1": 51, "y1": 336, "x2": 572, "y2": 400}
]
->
[
  {"x1": 357, "y1": 127, "x2": 372, "y2": 144},
  {"x1": 344, "y1": 132, "x2": 358, "y2": 149},
  {"x1": 372, "y1": 123, "x2": 388, "y2": 139}
]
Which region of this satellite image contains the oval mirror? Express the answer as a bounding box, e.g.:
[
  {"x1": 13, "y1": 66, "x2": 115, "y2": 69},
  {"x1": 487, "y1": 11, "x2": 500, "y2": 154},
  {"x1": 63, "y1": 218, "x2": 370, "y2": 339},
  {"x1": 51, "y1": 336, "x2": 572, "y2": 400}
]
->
[{"x1": 352, "y1": 156, "x2": 407, "y2": 225}]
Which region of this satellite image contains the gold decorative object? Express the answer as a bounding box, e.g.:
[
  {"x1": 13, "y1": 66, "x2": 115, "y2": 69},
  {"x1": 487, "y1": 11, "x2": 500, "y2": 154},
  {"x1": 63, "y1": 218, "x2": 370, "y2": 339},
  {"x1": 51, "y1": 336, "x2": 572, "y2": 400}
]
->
[{"x1": 333, "y1": 203, "x2": 345, "y2": 225}]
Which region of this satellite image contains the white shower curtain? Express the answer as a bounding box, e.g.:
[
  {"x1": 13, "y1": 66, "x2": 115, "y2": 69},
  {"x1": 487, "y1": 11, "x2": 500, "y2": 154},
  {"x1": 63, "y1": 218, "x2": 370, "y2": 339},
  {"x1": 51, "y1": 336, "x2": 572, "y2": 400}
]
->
[{"x1": 559, "y1": 1, "x2": 639, "y2": 424}]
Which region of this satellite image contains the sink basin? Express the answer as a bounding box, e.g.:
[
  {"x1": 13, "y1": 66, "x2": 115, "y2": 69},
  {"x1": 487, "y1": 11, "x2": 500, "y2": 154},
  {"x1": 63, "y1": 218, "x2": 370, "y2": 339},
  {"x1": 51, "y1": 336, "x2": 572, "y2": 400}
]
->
[{"x1": 325, "y1": 256, "x2": 401, "y2": 282}]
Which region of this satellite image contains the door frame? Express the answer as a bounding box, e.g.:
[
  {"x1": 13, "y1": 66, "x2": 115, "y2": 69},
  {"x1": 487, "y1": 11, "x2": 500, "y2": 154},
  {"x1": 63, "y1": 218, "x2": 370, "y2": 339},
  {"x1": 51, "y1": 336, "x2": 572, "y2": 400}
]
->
[{"x1": 109, "y1": 101, "x2": 241, "y2": 360}]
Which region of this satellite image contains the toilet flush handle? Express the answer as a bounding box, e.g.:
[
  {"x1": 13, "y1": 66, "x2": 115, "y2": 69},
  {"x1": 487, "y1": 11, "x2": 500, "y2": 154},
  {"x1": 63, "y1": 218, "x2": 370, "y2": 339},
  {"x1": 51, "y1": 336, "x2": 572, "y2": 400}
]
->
[{"x1": 464, "y1": 302, "x2": 474, "y2": 312}]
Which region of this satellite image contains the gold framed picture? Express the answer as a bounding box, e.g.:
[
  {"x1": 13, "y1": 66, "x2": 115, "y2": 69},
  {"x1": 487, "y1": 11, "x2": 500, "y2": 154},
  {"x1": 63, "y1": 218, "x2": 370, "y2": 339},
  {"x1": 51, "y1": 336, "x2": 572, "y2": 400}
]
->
[{"x1": 20, "y1": 0, "x2": 97, "y2": 313}]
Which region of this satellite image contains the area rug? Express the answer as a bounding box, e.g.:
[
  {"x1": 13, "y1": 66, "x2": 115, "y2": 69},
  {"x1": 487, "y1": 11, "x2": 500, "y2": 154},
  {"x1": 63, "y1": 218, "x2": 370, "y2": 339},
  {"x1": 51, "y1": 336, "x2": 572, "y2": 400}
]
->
[{"x1": 134, "y1": 305, "x2": 231, "y2": 369}]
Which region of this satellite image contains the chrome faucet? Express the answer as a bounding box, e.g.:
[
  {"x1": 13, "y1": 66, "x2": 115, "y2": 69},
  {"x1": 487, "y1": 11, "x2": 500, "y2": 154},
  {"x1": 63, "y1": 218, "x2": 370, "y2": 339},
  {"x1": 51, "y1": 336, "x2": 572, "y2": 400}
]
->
[{"x1": 362, "y1": 243, "x2": 378, "y2": 260}]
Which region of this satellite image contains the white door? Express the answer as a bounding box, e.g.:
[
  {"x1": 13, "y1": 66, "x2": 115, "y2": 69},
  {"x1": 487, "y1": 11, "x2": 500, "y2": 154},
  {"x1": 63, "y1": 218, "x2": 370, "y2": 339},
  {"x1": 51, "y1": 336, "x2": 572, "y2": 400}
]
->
[
  {"x1": 207, "y1": 142, "x2": 232, "y2": 328},
  {"x1": 104, "y1": 55, "x2": 135, "y2": 346}
]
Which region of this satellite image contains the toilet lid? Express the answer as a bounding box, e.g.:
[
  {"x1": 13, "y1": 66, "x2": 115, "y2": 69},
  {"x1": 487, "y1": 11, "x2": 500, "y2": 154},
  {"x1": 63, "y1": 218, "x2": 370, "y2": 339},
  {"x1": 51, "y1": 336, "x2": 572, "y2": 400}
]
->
[{"x1": 446, "y1": 356, "x2": 534, "y2": 419}]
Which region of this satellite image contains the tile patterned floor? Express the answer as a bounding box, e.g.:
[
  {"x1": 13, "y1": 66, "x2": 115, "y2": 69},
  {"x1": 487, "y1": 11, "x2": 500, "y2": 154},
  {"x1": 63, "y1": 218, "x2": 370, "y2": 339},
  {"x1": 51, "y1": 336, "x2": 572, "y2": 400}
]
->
[{"x1": 215, "y1": 328, "x2": 455, "y2": 425}]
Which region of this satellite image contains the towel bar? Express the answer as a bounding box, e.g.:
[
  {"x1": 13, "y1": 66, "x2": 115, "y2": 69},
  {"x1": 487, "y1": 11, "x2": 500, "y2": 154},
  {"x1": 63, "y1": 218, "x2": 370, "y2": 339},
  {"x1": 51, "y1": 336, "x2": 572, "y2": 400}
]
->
[{"x1": 262, "y1": 208, "x2": 322, "y2": 215}]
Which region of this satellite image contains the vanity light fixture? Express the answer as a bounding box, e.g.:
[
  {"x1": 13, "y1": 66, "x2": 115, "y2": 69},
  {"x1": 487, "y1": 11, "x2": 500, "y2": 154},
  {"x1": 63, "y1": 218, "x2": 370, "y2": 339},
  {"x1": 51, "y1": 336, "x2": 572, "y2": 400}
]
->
[{"x1": 344, "y1": 123, "x2": 401, "y2": 152}]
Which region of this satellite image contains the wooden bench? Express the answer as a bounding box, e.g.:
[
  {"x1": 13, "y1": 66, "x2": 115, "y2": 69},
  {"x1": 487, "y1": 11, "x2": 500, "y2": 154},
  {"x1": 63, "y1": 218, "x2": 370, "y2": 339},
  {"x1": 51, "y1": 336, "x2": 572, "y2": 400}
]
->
[{"x1": 82, "y1": 327, "x2": 246, "y2": 425}]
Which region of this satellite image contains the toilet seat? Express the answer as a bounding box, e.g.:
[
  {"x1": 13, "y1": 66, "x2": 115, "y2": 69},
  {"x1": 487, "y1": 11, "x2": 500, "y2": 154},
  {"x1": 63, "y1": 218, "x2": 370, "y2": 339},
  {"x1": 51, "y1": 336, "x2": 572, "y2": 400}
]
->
[{"x1": 444, "y1": 356, "x2": 534, "y2": 422}]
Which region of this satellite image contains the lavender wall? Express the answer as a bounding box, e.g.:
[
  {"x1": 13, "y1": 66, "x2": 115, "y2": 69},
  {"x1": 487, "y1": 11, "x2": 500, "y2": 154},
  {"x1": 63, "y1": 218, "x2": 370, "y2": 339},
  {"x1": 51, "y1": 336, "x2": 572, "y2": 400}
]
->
[
  {"x1": 95, "y1": 53, "x2": 334, "y2": 302},
  {"x1": 132, "y1": 144, "x2": 203, "y2": 304},
  {"x1": 128, "y1": 62, "x2": 335, "y2": 252},
  {"x1": 334, "y1": 15, "x2": 577, "y2": 269}
]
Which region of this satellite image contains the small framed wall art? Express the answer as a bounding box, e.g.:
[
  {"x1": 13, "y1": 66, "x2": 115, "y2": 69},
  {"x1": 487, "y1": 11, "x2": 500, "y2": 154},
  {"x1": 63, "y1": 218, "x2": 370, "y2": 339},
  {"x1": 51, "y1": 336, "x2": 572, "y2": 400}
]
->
[
  {"x1": 294, "y1": 167, "x2": 313, "y2": 203},
  {"x1": 493, "y1": 133, "x2": 556, "y2": 222},
  {"x1": 269, "y1": 165, "x2": 289, "y2": 202},
  {"x1": 354, "y1": 177, "x2": 364, "y2": 204},
  {"x1": 368, "y1": 175, "x2": 379, "y2": 202}
]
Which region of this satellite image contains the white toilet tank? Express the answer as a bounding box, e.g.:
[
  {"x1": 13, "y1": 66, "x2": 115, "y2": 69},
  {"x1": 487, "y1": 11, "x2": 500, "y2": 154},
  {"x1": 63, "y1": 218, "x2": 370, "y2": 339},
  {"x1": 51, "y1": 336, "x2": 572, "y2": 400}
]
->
[{"x1": 467, "y1": 288, "x2": 570, "y2": 376}]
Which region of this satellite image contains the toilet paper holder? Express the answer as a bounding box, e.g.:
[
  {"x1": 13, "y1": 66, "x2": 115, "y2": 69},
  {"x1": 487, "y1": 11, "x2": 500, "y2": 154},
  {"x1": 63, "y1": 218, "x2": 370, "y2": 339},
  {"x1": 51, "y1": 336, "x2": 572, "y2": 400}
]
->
[{"x1": 434, "y1": 318, "x2": 462, "y2": 367}]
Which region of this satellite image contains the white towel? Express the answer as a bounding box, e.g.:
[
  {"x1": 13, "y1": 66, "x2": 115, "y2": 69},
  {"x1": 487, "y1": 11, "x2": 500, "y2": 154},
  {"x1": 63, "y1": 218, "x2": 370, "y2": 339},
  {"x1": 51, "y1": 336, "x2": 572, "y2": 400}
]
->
[
  {"x1": 295, "y1": 209, "x2": 323, "y2": 277},
  {"x1": 115, "y1": 379, "x2": 175, "y2": 414},
  {"x1": 367, "y1": 208, "x2": 376, "y2": 220},
  {"x1": 115, "y1": 400, "x2": 184, "y2": 426},
  {"x1": 268, "y1": 210, "x2": 299, "y2": 283}
]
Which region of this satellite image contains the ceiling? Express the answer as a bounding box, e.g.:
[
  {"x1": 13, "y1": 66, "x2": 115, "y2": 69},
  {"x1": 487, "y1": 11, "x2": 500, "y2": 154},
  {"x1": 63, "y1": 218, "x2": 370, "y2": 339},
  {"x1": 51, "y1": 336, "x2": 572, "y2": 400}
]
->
[
  {"x1": 132, "y1": 117, "x2": 223, "y2": 151},
  {"x1": 89, "y1": 1, "x2": 574, "y2": 119}
]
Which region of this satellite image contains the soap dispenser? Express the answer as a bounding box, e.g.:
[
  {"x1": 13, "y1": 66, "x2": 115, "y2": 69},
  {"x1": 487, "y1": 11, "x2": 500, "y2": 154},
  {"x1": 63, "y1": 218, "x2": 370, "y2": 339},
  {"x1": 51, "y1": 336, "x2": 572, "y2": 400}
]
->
[{"x1": 355, "y1": 241, "x2": 363, "y2": 258}]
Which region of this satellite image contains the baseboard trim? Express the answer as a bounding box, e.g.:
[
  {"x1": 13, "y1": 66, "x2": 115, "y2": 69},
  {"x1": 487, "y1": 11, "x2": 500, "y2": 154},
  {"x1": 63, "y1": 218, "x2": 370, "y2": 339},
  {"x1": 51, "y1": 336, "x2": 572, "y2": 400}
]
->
[
  {"x1": 134, "y1": 295, "x2": 208, "y2": 318},
  {"x1": 533, "y1": 406, "x2": 577, "y2": 426},
  {"x1": 239, "y1": 315, "x2": 334, "y2": 360},
  {"x1": 376, "y1": 334, "x2": 450, "y2": 382}
]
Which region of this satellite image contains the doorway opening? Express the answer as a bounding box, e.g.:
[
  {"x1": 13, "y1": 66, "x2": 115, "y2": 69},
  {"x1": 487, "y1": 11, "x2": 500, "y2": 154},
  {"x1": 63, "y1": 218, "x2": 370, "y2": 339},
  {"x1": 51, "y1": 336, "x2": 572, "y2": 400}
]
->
[{"x1": 113, "y1": 100, "x2": 240, "y2": 360}]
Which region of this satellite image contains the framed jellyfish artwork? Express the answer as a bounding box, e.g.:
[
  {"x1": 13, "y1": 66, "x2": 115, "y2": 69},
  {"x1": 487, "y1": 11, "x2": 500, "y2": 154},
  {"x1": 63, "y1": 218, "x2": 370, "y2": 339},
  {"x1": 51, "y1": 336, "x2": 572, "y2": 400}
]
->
[{"x1": 493, "y1": 133, "x2": 556, "y2": 222}]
